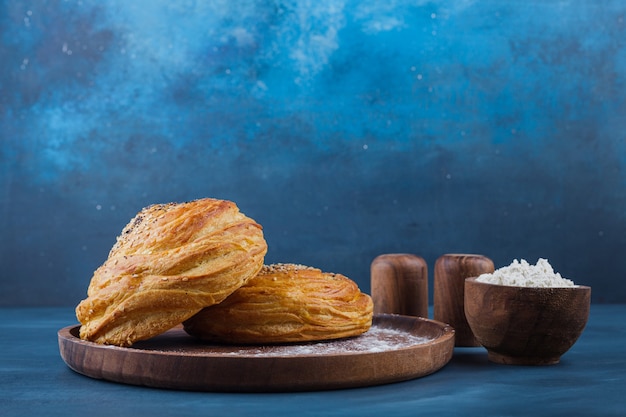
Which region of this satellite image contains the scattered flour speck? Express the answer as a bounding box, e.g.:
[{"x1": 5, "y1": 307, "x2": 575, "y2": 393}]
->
[{"x1": 224, "y1": 326, "x2": 432, "y2": 357}]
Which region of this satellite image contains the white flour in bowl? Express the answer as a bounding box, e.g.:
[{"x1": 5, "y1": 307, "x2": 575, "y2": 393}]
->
[{"x1": 475, "y1": 258, "x2": 576, "y2": 287}]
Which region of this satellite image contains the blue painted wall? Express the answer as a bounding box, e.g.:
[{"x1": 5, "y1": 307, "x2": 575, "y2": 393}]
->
[{"x1": 1, "y1": 0, "x2": 625, "y2": 306}]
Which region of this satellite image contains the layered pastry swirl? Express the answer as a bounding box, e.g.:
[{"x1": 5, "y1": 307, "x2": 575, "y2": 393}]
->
[
  {"x1": 75, "y1": 198, "x2": 267, "y2": 346},
  {"x1": 184, "y1": 263, "x2": 374, "y2": 344},
  {"x1": 76, "y1": 198, "x2": 372, "y2": 347}
]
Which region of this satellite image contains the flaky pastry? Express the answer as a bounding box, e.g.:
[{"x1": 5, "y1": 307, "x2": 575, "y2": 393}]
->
[
  {"x1": 75, "y1": 198, "x2": 267, "y2": 346},
  {"x1": 183, "y1": 263, "x2": 374, "y2": 344}
]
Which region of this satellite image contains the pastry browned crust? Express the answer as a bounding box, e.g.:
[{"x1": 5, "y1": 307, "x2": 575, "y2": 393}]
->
[
  {"x1": 75, "y1": 198, "x2": 267, "y2": 346},
  {"x1": 183, "y1": 263, "x2": 374, "y2": 344}
]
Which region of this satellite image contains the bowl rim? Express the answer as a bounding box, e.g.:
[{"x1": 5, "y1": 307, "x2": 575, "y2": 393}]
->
[{"x1": 464, "y1": 276, "x2": 591, "y2": 290}]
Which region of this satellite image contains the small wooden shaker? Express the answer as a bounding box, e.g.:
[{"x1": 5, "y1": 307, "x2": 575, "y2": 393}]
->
[
  {"x1": 370, "y1": 254, "x2": 429, "y2": 318},
  {"x1": 434, "y1": 254, "x2": 494, "y2": 346}
]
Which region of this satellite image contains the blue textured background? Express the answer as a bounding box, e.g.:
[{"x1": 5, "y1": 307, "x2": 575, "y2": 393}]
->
[{"x1": 1, "y1": 0, "x2": 625, "y2": 306}]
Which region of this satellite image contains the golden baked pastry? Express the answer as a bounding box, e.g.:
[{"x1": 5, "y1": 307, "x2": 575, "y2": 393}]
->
[
  {"x1": 75, "y1": 198, "x2": 267, "y2": 346},
  {"x1": 183, "y1": 263, "x2": 374, "y2": 344}
]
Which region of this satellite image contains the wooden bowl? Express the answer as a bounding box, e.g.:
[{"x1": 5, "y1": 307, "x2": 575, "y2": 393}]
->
[{"x1": 464, "y1": 277, "x2": 591, "y2": 365}]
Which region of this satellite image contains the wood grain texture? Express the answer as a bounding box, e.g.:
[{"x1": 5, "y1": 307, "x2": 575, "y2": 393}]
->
[
  {"x1": 370, "y1": 254, "x2": 428, "y2": 318},
  {"x1": 433, "y1": 254, "x2": 494, "y2": 347},
  {"x1": 464, "y1": 277, "x2": 591, "y2": 365},
  {"x1": 58, "y1": 315, "x2": 454, "y2": 392}
]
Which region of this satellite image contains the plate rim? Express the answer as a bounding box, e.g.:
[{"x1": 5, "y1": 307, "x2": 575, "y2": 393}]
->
[{"x1": 58, "y1": 313, "x2": 455, "y2": 392}]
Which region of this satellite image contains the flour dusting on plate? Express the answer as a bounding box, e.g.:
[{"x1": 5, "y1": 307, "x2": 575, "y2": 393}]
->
[{"x1": 223, "y1": 325, "x2": 432, "y2": 357}]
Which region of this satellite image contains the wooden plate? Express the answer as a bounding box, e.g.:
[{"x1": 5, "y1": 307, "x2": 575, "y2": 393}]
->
[{"x1": 58, "y1": 314, "x2": 454, "y2": 392}]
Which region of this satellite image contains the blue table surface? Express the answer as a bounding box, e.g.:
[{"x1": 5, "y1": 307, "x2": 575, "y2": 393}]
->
[{"x1": 1, "y1": 305, "x2": 625, "y2": 417}]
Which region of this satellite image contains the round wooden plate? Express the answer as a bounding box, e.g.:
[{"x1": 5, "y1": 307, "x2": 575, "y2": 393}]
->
[{"x1": 58, "y1": 314, "x2": 454, "y2": 392}]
